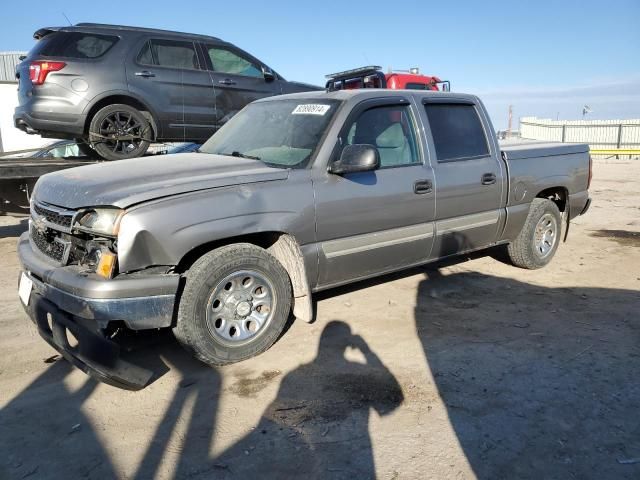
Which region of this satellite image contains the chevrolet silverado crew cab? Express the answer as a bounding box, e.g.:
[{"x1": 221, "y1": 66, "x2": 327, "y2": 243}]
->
[
  {"x1": 14, "y1": 23, "x2": 320, "y2": 161},
  {"x1": 17, "y1": 89, "x2": 592, "y2": 389}
]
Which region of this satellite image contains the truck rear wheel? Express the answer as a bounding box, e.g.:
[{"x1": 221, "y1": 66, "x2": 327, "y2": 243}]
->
[
  {"x1": 173, "y1": 243, "x2": 292, "y2": 366},
  {"x1": 507, "y1": 198, "x2": 562, "y2": 269},
  {"x1": 88, "y1": 104, "x2": 151, "y2": 161}
]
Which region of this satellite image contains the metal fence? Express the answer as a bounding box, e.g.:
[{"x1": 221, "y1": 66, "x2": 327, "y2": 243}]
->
[
  {"x1": 0, "y1": 52, "x2": 25, "y2": 83},
  {"x1": 519, "y1": 116, "x2": 640, "y2": 158}
]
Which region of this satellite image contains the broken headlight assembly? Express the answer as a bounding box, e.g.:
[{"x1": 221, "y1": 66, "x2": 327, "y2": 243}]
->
[
  {"x1": 73, "y1": 208, "x2": 123, "y2": 278},
  {"x1": 74, "y1": 208, "x2": 124, "y2": 237}
]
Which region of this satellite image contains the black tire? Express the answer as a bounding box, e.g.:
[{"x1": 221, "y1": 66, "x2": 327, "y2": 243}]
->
[
  {"x1": 88, "y1": 104, "x2": 151, "y2": 161},
  {"x1": 74, "y1": 139, "x2": 98, "y2": 159},
  {"x1": 173, "y1": 243, "x2": 292, "y2": 366},
  {"x1": 507, "y1": 198, "x2": 562, "y2": 269}
]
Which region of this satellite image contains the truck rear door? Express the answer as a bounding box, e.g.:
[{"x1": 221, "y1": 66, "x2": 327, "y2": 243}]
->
[
  {"x1": 419, "y1": 97, "x2": 506, "y2": 257},
  {"x1": 314, "y1": 97, "x2": 436, "y2": 287}
]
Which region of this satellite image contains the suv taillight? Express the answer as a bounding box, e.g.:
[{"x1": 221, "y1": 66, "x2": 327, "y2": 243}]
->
[{"x1": 29, "y1": 61, "x2": 66, "y2": 85}]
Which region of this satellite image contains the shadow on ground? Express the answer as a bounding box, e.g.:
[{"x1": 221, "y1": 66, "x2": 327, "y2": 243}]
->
[
  {"x1": 1, "y1": 321, "x2": 402, "y2": 479},
  {"x1": 0, "y1": 218, "x2": 27, "y2": 239},
  {"x1": 2, "y1": 261, "x2": 639, "y2": 479},
  {"x1": 415, "y1": 268, "x2": 640, "y2": 479}
]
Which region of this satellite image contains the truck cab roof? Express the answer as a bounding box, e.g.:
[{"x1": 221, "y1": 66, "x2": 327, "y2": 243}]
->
[{"x1": 256, "y1": 88, "x2": 478, "y2": 104}]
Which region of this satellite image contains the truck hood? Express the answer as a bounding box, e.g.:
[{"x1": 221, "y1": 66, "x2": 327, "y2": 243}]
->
[{"x1": 33, "y1": 153, "x2": 289, "y2": 209}]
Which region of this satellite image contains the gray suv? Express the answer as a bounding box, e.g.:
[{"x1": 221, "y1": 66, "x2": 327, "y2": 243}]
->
[{"x1": 14, "y1": 23, "x2": 320, "y2": 160}]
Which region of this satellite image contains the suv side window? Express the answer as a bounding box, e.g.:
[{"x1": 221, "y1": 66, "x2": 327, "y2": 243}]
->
[
  {"x1": 424, "y1": 103, "x2": 489, "y2": 162},
  {"x1": 206, "y1": 46, "x2": 263, "y2": 78},
  {"x1": 138, "y1": 39, "x2": 200, "y2": 70},
  {"x1": 344, "y1": 105, "x2": 420, "y2": 168}
]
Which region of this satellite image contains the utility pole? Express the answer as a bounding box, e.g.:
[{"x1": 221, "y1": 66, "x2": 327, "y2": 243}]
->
[{"x1": 507, "y1": 105, "x2": 513, "y2": 138}]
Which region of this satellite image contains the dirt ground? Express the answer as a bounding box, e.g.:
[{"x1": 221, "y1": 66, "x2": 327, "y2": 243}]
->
[{"x1": 1, "y1": 158, "x2": 639, "y2": 480}]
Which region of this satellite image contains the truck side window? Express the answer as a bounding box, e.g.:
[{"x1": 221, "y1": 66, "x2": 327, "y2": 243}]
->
[
  {"x1": 207, "y1": 47, "x2": 263, "y2": 78},
  {"x1": 345, "y1": 105, "x2": 420, "y2": 168},
  {"x1": 424, "y1": 103, "x2": 489, "y2": 162}
]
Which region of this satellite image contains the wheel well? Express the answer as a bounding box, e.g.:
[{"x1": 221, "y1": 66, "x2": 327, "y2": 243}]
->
[
  {"x1": 175, "y1": 232, "x2": 314, "y2": 323},
  {"x1": 84, "y1": 95, "x2": 158, "y2": 139},
  {"x1": 537, "y1": 187, "x2": 567, "y2": 212},
  {"x1": 175, "y1": 232, "x2": 283, "y2": 273}
]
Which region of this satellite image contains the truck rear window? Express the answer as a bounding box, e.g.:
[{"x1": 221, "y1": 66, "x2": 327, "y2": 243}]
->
[
  {"x1": 424, "y1": 103, "x2": 489, "y2": 161},
  {"x1": 36, "y1": 32, "x2": 118, "y2": 59}
]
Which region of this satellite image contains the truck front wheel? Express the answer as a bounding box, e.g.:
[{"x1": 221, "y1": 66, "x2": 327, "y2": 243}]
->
[
  {"x1": 173, "y1": 244, "x2": 292, "y2": 366},
  {"x1": 507, "y1": 198, "x2": 562, "y2": 269}
]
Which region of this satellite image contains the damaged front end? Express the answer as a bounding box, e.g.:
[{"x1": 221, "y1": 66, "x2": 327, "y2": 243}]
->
[{"x1": 18, "y1": 199, "x2": 180, "y2": 390}]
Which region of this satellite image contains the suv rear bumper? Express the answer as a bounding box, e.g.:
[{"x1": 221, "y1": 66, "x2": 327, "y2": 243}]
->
[{"x1": 14, "y1": 105, "x2": 87, "y2": 138}]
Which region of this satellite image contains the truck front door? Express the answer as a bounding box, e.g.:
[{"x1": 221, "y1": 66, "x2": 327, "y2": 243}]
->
[
  {"x1": 314, "y1": 98, "x2": 436, "y2": 288},
  {"x1": 420, "y1": 98, "x2": 506, "y2": 258}
]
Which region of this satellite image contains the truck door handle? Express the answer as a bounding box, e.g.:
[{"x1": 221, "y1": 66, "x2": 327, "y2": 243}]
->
[
  {"x1": 481, "y1": 173, "x2": 497, "y2": 185},
  {"x1": 414, "y1": 179, "x2": 433, "y2": 194},
  {"x1": 135, "y1": 71, "x2": 155, "y2": 78},
  {"x1": 218, "y1": 78, "x2": 236, "y2": 85}
]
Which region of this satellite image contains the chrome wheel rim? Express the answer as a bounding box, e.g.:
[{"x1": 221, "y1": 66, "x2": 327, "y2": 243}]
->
[
  {"x1": 205, "y1": 270, "x2": 276, "y2": 346},
  {"x1": 534, "y1": 213, "x2": 558, "y2": 258},
  {"x1": 99, "y1": 111, "x2": 146, "y2": 155}
]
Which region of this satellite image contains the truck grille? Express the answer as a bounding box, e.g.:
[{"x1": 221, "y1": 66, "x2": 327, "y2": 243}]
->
[
  {"x1": 30, "y1": 223, "x2": 71, "y2": 263},
  {"x1": 33, "y1": 202, "x2": 75, "y2": 229}
]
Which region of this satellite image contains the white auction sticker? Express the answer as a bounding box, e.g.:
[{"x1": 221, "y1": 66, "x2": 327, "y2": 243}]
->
[{"x1": 292, "y1": 104, "x2": 331, "y2": 115}]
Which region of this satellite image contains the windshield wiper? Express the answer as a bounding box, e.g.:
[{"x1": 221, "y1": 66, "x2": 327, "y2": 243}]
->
[{"x1": 221, "y1": 151, "x2": 262, "y2": 161}]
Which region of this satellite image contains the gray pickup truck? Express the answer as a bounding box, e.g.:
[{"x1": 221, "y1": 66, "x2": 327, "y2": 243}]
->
[{"x1": 17, "y1": 89, "x2": 591, "y2": 389}]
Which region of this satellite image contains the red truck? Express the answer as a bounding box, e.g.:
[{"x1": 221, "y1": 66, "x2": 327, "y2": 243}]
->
[{"x1": 325, "y1": 65, "x2": 450, "y2": 92}]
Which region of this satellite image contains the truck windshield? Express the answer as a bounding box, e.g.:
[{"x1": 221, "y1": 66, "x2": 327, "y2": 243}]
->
[{"x1": 200, "y1": 99, "x2": 341, "y2": 168}]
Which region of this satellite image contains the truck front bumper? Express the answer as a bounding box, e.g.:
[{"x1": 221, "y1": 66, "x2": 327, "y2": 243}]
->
[
  {"x1": 17, "y1": 232, "x2": 181, "y2": 390},
  {"x1": 17, "y1": 232, "x2": 180, "y2": 330}
]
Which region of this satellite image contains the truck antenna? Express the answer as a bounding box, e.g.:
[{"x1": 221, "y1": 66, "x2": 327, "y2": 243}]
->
[{"x1": 62, "y1": 12, "x2": 73, "y2": 26}]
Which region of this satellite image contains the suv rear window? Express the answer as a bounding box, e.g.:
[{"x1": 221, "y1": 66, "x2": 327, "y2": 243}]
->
[
  {"x1": 424, "y1": 103, "x2": 489, "y2": 161},
  {"x1": 37, "y1": 32, "x2": 118, "y2": 59}
]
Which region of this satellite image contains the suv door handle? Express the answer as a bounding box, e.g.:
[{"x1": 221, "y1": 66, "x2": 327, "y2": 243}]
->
[
  {"x1": 135, "y1": 71, "x2": 155, "y2": 78},
  {"x1": 481, "y1": 173, "x2": 497, "y2": 185},
  {"x1": 414, "y1": 179, "x2": 433, "y2": 194},
  {"x1": 218, "y1": 78, "x2": 236, "y2": 86}
]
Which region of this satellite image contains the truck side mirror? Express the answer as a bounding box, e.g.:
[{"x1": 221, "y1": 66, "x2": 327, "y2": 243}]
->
[
  {"x1": 262, "y1": 66, "x2": 275, "y2": 82},
  {"x1": 329, "y1": 144, "x2": 380, "y2": 175}
]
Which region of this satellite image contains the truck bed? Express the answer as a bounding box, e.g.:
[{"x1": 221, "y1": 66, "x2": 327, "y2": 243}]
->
[{"x1": 500, "y1": 140, "x2": 589, "y2": 160}]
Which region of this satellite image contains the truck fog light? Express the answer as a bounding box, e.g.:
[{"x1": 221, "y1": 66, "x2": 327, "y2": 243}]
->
[{"x1": 96, "y1": 251, "x2": 117, "y2": 279}]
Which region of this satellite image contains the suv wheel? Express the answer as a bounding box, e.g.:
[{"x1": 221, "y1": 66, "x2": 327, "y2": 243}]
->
[
  {"x1": 88, "y1": 104, "x2": 152, "y2": 161},
  {"x1": 173, "y1": 244, "x2": 292, "y2": 366},
  {"x1": 507, "y1": 198, "x2": 562, "y2": 269}
]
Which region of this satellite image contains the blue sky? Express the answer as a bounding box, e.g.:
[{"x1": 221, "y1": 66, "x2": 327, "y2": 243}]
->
[{"x1": 1, "y1": 0, "x2": 638, "y2": 128}]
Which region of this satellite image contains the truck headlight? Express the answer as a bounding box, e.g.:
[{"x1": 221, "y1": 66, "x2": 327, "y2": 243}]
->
[{"x1": 75, "y1": 208, "x2": 124, "y2": 236}]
